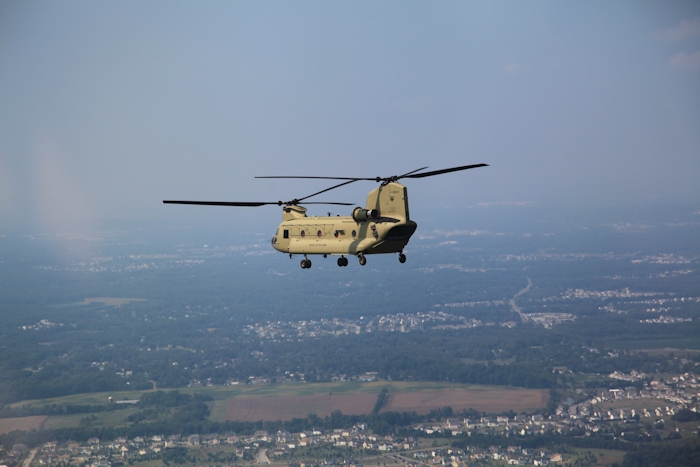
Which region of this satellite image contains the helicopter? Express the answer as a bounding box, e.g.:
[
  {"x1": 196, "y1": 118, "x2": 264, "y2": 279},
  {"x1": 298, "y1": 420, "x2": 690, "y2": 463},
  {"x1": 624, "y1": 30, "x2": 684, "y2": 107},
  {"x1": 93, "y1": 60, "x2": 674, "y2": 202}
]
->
[{"x1": 164, "y1": 163, "x2": 488, "y2": 269}]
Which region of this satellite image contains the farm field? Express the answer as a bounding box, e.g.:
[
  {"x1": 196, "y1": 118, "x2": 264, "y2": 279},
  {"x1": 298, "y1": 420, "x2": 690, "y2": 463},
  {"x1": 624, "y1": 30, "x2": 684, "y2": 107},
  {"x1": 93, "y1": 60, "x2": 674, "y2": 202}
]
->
[
  {"x1": 0, "y1": 415, "x2": 46, "y2": 434},
  {"x1": 41, "y1": 407, "x2": 141, "y2": 430},
  {"x1": 210, "y1": 382, "x2": 548, "y2": 422},
  {"x1": 10, "y1": 381, "x2": 548, "y2": 425},
  {"x1": 383, "y1": 387, "x2": 547, "y2": 414},
  {"x1": 221, "y1": 393, "x2": 377, "y2": 421},
  {"x1": 12, "y1": 381, "x2": 536, "y2": 407},
  {"x1": 608, "y1": 338, "x2": 700, "y2": 351}
]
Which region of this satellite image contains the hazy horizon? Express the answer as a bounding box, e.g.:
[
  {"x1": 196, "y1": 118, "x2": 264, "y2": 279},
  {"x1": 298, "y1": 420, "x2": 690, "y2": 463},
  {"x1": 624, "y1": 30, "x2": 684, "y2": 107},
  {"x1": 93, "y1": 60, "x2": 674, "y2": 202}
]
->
[{"x1": 1, "y1": 1, "x2": 699, "y2": 233}]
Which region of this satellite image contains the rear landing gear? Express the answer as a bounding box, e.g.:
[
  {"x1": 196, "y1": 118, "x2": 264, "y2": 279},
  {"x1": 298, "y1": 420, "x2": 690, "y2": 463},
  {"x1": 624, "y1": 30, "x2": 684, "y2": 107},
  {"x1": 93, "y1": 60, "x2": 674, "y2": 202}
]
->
[
  {"x1": 300, "y1": 255, "x2": 311, "y2": 269},
  {"x1": 399, "y1": 253, "x2": 406, "y2": 263},
  {"x1": 358, "y1": 254, "x2": 367, "y2": 266},
  {"x1": 337, "y1": 256, "x2": 348, "y2": 267}
]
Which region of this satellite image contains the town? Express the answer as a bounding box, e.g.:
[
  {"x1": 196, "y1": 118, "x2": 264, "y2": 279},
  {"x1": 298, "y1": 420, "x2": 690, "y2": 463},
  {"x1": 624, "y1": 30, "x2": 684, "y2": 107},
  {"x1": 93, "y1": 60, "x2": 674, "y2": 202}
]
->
[{"x1": 2, "y1": 371, "x2": 698, "y2": 467}]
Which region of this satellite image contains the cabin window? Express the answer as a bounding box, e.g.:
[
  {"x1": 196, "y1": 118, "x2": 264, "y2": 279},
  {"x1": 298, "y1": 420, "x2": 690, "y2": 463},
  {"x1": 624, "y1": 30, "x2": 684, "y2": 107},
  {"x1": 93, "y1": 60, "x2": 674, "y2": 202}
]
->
[
  {"x1": 283, "y1": 230, "x2": 289, "y2": 239},
  {"x1": 300, "y1": 230, "x2": 305, "y2": 238},
  {"x1": 334, "y1": 231, "x2": 339, "y2": 238},
  {"x1": 351, "y1": 230, "x2": 357, "y2": 238},
  {"x1": 317, "y1": 230, "x2": 322, "y2": 237}
]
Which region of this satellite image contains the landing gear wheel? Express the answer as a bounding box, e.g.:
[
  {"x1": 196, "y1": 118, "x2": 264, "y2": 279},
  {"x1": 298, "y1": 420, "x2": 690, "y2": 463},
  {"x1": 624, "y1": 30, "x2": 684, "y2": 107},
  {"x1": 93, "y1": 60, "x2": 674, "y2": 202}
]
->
[
  {"x1": 337, "y1": 257, "x2": 348, "y2": 267},
  {"x1": 399, "y1": 253, "x2": 406, "y2": 263},
  {"x1": 300, "y1": 259, "x2": 311, "y2": 269},
  {"x1": 358, "y1": 255, "x2": 367, "y2": 266},
  {"x1": 342, "y1": 257, "x2": 348, "y2": 266}
]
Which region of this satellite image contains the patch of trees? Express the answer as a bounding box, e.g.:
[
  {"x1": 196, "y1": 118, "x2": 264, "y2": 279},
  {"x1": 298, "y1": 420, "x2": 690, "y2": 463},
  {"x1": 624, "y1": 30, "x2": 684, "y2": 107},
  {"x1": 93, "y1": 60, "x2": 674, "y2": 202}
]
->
[
  {"x1": 451, "y1": 431, "x2": 638, "y2": 452},
  {"x1": 672, "y1": 409, "x2": 700, "y2": 422},
  {"x1": 138, "y1": 390, "x2": 212, "y2": 408},
  {"x1": 619, "y1": 442, "x2": 700, "y2": 467},
  {"x1": 160, "y1": 447, "x2": 190, "y2": 465}
]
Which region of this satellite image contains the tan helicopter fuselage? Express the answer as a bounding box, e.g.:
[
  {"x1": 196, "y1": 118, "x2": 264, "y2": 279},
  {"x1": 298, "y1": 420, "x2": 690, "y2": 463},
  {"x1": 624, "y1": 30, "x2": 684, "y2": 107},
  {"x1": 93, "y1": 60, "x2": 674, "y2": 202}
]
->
[{"x1": 271, "y1": 182, "x2": 417, "y2": 256}]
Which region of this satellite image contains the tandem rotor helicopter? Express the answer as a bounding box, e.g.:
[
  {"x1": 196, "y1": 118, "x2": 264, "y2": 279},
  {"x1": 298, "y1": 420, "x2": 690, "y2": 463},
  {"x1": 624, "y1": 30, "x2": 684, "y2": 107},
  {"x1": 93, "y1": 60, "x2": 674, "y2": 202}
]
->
[{"x1": 164, "y1": 163, "x2": 488, "y2": 269}]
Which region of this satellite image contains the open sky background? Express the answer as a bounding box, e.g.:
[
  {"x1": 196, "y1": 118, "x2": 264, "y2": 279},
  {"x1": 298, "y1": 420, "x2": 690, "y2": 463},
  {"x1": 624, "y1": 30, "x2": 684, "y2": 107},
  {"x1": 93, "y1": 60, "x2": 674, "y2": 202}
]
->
[{"x1": 1, "y1": 1, "x2": 699, "y2": 233}]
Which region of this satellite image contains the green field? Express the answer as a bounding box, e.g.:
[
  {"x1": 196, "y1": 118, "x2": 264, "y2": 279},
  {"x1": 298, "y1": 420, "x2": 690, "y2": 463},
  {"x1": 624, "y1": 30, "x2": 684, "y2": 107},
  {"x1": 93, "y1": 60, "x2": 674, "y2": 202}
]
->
[
  {"x1": 572, "y1": 448, "x2": 625, "y2": 466},
  {"x1": 608, "y1": 338, "x2": 700, "y2": 351},
  {"x1": 41, "y1": 406, "x2": 142, "y2": 430}
]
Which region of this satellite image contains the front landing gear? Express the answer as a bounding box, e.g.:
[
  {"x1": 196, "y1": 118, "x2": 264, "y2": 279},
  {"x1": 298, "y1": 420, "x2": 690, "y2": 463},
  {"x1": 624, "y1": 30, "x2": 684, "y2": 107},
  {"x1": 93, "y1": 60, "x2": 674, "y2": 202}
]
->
[
  {"x1": 399, "y1": 253, "x2": 406, "y2": 263},
  {"x1": 337, "y1": 256, "x2": 348, "y2": 267},
  {"x1": 300, "y1": 255, "x2": 312, "y2": 269}
]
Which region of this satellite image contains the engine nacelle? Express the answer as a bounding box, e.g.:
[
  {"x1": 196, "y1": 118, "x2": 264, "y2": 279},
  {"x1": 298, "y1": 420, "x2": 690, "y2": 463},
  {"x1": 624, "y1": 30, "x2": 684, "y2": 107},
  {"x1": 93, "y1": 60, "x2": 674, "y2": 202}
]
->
[{"x1": 352, "y1": 207, "x2": 379, "y2": 222}]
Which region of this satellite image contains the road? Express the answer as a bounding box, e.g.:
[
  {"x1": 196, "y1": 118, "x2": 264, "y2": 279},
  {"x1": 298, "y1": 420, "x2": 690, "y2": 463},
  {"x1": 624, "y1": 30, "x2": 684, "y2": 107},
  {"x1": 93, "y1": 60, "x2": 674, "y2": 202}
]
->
[
  {"x1": 22, "y1": 448, "x2": 39, "y2": 467},
  {"x1": 510, "y1": 277, "x2": 532, "y2": 322},
  {"x1": 257, "y1": 448, "x2": 270, "y2": 464}
]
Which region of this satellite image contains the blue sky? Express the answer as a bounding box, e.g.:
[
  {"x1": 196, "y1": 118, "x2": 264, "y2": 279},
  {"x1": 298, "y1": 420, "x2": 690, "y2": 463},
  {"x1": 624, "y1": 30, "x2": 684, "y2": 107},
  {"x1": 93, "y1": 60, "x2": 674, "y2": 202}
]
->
[{"x1": 1, "y1": 1, "x2": 699, "y2": 230}]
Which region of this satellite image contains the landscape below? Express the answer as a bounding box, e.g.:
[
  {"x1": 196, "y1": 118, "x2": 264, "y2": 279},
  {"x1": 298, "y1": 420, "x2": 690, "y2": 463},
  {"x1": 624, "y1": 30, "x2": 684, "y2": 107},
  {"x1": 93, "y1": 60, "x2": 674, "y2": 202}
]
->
[{"x1": 1, "y1": 206, "x2": 699, "y2": 466}]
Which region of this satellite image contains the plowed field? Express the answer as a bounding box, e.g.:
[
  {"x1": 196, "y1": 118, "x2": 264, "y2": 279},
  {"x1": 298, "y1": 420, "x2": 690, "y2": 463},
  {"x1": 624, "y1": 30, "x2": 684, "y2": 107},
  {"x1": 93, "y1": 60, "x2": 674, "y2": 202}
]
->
[
  {"x1": 384, "y1": 387, "x2": 547, "y2": 414},
  {"x1": 0, "y1": 416, "x2": 47, "y2": 434}
]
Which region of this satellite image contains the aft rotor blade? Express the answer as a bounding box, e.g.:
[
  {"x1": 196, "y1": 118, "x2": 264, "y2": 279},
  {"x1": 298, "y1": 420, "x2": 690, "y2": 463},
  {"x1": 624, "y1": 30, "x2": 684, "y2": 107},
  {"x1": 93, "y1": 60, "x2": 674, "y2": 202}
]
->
[{"x1": 403, "y1": 163, "x2": 489, "y2": 178}]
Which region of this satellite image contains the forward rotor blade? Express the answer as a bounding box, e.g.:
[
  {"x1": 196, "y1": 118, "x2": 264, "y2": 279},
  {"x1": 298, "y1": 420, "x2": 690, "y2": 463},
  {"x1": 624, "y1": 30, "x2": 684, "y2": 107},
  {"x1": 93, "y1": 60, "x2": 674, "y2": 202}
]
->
[
  {"x1": 297, "y1": 179, "x2": 359, "y2": 202},
  {"x1": 163, "y1": 200, "x2": 353, "y2": 207},
  {"x1": 164, "y1": 200, "x2": 274, "y2": 207},
  {"x1": 256, "y1": 175, "x2": 375, "y2": 181},
  {"x1": 397, "y1": 166, "x2": 429, "y2": 179},
  {"x1": 299, "y1": 202, "x2": 355, "y2": 205},
  {"x1": 403, "y1": 163, "x2": 489, "y2": 178}
]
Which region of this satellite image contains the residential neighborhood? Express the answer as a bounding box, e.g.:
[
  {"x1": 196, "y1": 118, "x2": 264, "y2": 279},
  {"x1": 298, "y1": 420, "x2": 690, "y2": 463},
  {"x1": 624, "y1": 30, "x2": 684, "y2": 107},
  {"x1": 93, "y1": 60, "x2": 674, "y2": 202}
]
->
[{"x1": 2, "y1": 371, "x2": 698, "y2": 467}]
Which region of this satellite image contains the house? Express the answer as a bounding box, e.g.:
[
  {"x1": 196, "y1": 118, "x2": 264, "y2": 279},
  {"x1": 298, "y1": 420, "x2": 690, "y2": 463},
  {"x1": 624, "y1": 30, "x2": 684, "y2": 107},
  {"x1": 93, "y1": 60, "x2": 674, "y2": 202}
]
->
[
  {"x1": 67, "y1": 442, "x2": 81, "y2": 452},
  {"x1": 445, "y1": 418, "x2": 460, "y2": 428},
  {"x1": 359, "y1": 372, "x2": 378, "y2": 382}
]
